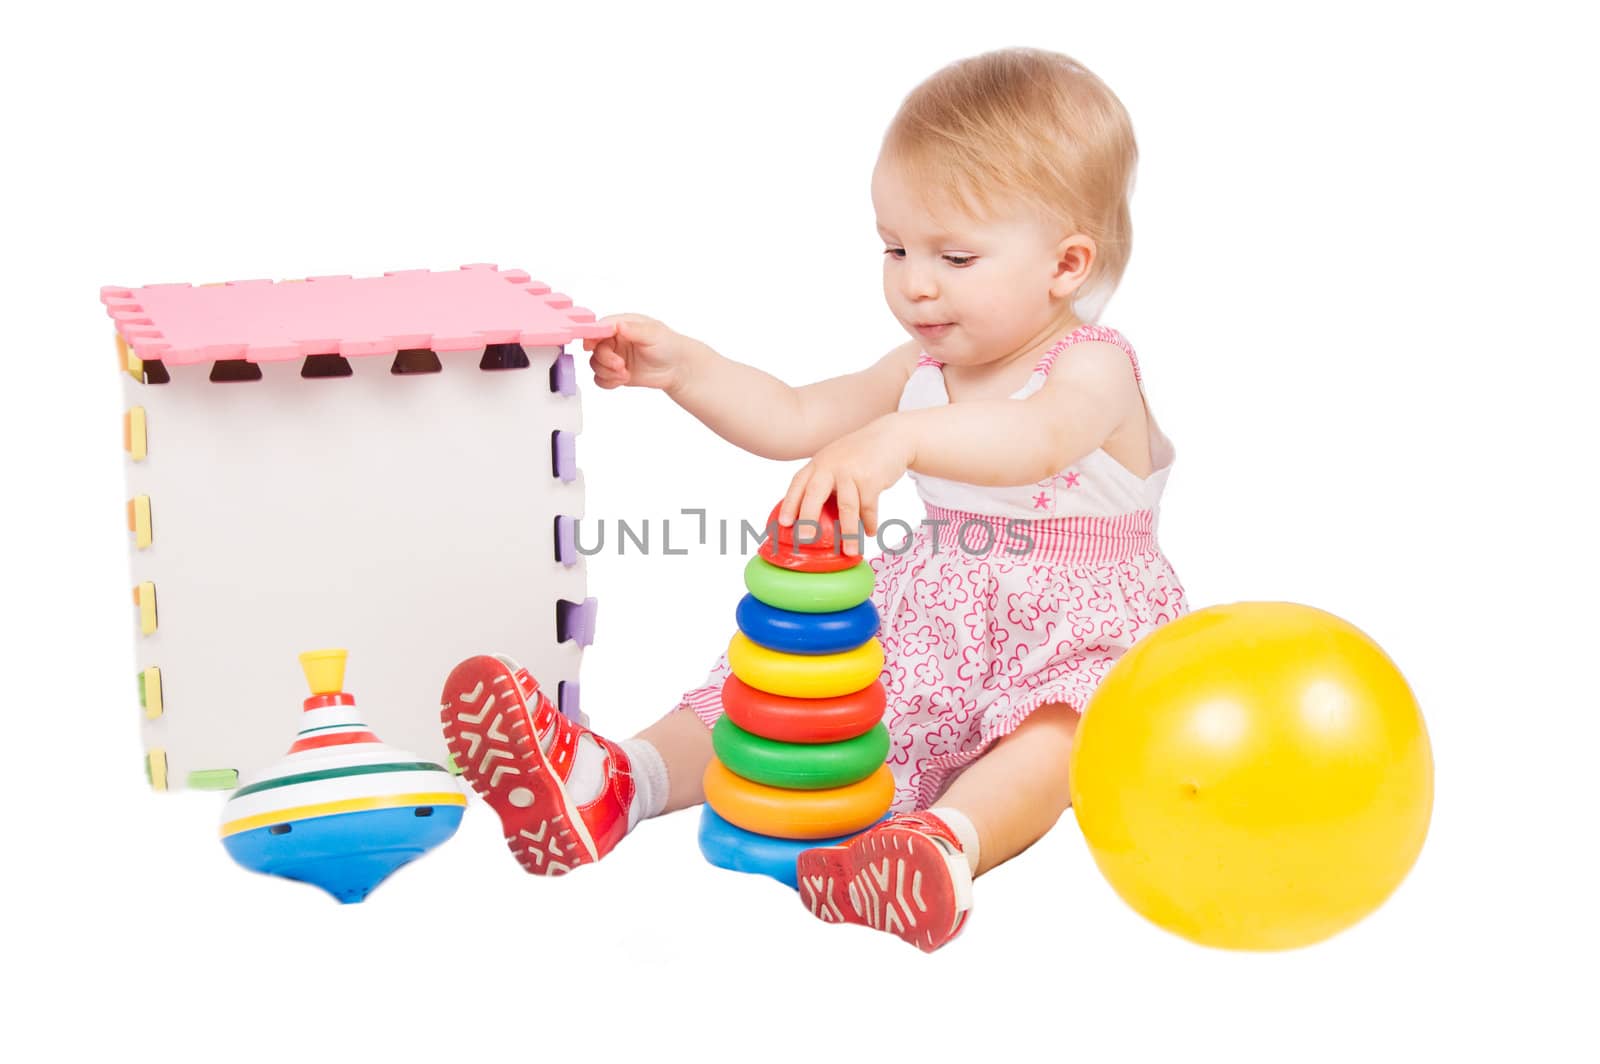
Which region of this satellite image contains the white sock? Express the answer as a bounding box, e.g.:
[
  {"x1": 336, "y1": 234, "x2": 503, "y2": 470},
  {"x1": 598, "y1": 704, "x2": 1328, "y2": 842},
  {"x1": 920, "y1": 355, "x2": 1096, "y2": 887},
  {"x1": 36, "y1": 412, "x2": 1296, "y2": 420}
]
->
[
  {"x1": 561, "y1": 735, "x2": 668, "y2": 833},
  {"x1": 563, "y1": 734, "x2": 606, "y2": 805},
  {"x1": 620, "y1": 738, "x2": 669, "y2": 830},
  {"x1": 929, "y1": 806, "x2": 981, "y2": 876}
]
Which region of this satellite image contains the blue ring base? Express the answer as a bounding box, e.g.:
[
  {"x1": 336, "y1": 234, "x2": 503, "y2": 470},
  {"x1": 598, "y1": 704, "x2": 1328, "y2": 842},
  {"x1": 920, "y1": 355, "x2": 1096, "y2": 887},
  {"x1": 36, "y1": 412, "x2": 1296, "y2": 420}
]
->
[{"x1": 697, "y1": 805, "x2": 885, "y2": 890}]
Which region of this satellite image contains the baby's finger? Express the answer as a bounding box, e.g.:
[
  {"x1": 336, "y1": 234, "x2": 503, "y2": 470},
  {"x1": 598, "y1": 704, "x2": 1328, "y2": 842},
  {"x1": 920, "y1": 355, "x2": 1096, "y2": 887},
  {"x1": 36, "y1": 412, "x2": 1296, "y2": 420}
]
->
[
  {"x1": 779, "y1": 465, "x2": 814, "y2": 527},
  {"x1": 861, "y1": 499, "x2": 879, "y2": 539},
  {"x1": 585, "y1": 317, "x2": 624, "y2": 349},
  {"x1": 614, "y1": 315, "x2": 655, "y2": 347},
  {"x1": 797, "y1": 474, "x2": 834, "y2": 532},
  {"x1": 836, "y1": 481, "x2": 862, "y2": 556},
  {"x1": 589, "y1": 353, "x2": 628, "y2": 384}
]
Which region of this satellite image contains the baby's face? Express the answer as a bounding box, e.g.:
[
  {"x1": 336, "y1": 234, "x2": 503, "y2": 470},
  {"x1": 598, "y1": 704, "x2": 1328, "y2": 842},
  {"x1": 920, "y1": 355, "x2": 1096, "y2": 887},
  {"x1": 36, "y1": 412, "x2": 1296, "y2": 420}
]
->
[{"x1": 872, "y1": 157, "x2": 1074, "y2": 367}]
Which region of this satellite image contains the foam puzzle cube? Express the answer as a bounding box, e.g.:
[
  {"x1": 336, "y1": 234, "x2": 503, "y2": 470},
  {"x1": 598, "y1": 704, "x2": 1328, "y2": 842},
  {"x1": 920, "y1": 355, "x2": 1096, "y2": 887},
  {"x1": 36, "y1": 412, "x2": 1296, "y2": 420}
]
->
[{"x1": 104, "y1": 264, "x2": 607, "y2": 791}]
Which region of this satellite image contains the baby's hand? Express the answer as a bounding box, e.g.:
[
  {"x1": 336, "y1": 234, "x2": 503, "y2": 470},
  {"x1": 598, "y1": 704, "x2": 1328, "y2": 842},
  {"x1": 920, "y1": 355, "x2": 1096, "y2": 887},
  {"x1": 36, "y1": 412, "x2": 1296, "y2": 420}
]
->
[
  {"x1": 778, "y1": 416, "x2": 914, "y2": 556},
  {"x1": 584, "y1": 313, "x2": 691, "y2": 392}
]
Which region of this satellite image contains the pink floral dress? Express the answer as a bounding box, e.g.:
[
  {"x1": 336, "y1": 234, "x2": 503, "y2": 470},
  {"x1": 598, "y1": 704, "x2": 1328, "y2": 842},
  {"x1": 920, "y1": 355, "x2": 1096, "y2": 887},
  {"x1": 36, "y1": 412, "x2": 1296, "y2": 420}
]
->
[{"x1": 680, "y1": 325, "x2": 1187, "y2": 812}]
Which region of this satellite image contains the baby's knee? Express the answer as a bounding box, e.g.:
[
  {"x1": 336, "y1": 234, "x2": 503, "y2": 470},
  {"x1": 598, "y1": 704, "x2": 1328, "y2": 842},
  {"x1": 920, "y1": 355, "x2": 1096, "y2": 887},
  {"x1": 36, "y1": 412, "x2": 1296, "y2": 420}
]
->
[{"x1": 1012, "y1": 701, "x2": 1082, "y2": 752}]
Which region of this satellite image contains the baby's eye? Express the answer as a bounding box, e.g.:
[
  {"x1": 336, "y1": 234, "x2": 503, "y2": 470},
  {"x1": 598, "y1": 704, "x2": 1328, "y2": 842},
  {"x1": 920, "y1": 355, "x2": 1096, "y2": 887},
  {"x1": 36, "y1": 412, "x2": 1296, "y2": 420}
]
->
[
  {"x1": 883, "y1": 247, "x2": 905, "y2": 258},
  {"x1": 944, "y1": 255, "x2": 975, "y2": 267}
]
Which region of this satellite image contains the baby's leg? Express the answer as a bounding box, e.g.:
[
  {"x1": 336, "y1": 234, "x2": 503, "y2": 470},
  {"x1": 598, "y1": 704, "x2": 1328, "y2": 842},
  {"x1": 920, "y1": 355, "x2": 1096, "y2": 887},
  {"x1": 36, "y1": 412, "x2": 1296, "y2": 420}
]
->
[
  {"x1": 932, "y1": 702, "x2": 1080, "y2": 876},
  {"x1": 441, "y1": 655, "x2": 711, "y2": 875},
  {"x1": 793, "y1": 701, "x2": 1079, "y2": 951},
  {"x1": 630, "y1": 705, "x2": 713, "y2": 813}
]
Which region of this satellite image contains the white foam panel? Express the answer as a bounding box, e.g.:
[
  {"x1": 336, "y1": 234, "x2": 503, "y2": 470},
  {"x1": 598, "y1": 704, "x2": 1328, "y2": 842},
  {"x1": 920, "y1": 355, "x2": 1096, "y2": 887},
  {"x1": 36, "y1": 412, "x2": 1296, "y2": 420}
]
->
[{"x1": 121, "y1": 346, "x2": 585, "y2": 788}]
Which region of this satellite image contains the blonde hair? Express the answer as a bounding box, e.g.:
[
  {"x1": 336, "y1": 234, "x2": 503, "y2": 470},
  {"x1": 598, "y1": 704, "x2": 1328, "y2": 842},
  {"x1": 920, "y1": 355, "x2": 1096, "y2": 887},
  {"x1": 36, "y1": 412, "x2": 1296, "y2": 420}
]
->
[{"x1": 881, "y1": 48, "x2": 1137, "y2": 321}]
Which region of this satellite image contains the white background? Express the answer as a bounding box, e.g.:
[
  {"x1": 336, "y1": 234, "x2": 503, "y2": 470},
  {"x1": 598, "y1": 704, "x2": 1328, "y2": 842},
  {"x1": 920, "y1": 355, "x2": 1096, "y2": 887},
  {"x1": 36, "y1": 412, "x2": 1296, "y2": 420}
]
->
[{"x1": 4, "y1": 1, "x2": 1596, "y2": 1060}]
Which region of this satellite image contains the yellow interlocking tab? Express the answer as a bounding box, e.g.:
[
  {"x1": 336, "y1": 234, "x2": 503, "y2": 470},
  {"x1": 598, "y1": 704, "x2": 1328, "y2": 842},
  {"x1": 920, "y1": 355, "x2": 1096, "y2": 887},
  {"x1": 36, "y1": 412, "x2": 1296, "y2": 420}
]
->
[
  {"x1": 117, "y1": 333, "x2": 143, "y2": 382},
  {"x1": 134, "y1": 581, "x2": 158, "y2": 635},
  {"x1": 128, "y1": 495, "x2": 153, "y2": 549},
  {"x1": 146, "y1": 748, "x2": 168, "y2": 791},
  {"x1": 124, "y1": 407, "x2": 148, "y2": 461},
  {"x1": 141, "y1": 666, "x2": 163, "y2": 720}
]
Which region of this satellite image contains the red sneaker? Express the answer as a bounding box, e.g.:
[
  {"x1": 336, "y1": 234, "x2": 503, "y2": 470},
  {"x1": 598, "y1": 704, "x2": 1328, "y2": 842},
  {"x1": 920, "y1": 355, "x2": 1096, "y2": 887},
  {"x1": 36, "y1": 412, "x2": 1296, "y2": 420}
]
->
[
  {"x1": 796, "y1": 811, "x2": 973, "y2": 952},
  {"x1": 440, "y1": 654, "x2": 634, "y2": 875}
]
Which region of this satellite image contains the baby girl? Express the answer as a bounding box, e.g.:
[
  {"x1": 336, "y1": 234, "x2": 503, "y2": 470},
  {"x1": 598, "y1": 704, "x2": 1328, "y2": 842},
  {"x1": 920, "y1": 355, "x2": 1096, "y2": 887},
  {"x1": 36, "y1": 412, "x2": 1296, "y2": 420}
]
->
[{"x1": 440, "y1": 47, "x2": 1186, "y2": 952}]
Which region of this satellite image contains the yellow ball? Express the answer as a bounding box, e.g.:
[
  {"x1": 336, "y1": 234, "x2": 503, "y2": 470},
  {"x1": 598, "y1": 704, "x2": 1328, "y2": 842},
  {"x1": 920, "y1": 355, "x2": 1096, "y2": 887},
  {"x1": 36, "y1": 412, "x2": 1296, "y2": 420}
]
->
[{"x1": 1070, "y1": 602, "x2": 1433, "y2": 950}]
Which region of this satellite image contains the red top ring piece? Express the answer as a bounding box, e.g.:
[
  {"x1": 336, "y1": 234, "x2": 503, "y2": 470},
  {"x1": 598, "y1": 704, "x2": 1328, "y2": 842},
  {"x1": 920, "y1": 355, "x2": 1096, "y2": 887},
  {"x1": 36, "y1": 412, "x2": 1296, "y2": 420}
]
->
[{"x1": 758, "y1": 497, "x2": 863, "y2": 574}]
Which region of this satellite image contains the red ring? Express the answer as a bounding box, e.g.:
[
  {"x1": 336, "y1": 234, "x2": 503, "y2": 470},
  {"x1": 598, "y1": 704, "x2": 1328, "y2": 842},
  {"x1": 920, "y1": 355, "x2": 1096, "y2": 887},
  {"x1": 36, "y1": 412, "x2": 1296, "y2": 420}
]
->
[
  {"x1": 720, "y1": 674, "x2": 886, "y2": 744},
  {"x1": 758, "y1": 498, "x2": 863, "y2": 573}
]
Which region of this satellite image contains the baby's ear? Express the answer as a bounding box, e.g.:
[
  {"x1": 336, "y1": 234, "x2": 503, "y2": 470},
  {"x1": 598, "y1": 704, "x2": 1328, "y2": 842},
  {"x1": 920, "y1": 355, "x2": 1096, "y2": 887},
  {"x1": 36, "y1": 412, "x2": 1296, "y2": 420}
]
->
[{"x1": 1052, "y1": 234, "x2": 1097, "y2": 297}]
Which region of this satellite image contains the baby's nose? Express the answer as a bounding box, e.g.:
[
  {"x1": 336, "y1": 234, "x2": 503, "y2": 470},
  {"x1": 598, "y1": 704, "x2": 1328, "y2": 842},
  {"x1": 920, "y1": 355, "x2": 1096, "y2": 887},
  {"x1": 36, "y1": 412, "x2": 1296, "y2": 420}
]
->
[{"x1": 899, "y1": 264, "x2": 938, "y2": 300}]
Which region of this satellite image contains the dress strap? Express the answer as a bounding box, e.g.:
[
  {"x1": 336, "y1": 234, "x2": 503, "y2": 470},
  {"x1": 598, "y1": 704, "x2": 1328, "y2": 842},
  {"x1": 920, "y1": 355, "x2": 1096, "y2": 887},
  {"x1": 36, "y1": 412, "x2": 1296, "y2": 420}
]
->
[{"x1": 1033, "y1": 324, "x2": 1141, "y2": 382}]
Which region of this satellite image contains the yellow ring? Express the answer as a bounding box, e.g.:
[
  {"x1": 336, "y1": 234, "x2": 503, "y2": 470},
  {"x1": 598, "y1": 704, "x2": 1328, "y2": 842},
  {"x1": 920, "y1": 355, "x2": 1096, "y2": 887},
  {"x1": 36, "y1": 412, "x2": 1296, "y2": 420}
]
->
[
  {"x1": 726, "y1": 631, "x2": 884, "y2": 699},
  {"x1": 702, "y1": 758, "x2": 894, "y2": 839}
]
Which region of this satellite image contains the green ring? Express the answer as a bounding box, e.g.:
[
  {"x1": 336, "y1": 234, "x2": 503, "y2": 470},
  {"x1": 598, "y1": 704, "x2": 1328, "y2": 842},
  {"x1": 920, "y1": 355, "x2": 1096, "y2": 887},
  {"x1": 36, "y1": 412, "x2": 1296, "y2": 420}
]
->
[
  {"x1": 743, "y1": 555, "x2": 874, "y2": 614},
  {"x1": 713, "y1": 716, "x2": 891, "y2": 790}
]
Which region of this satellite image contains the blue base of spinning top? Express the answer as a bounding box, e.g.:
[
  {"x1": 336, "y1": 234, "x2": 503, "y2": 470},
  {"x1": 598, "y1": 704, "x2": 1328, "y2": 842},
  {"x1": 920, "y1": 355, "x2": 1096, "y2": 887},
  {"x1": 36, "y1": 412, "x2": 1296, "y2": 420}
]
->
[{"x1": 223, "y1": 804, "x2": 464, "y2": 904}]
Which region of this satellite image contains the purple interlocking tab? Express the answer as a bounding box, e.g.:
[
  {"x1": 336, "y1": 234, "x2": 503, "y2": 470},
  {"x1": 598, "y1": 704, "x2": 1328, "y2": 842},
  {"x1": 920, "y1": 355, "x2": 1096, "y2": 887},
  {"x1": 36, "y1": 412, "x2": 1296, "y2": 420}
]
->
[
  {"x1": 552, "y1": 430, "x2": 577, "y2": 482},
  {"x1": 550, "y1": 351, "x2": 577, "y2": 396},
  {"x1": 556, "y1": 597, "x2": 598, "y2": 647},
  {"x1": 555, "y1": 515, "x2": 578, "y2": 566}
]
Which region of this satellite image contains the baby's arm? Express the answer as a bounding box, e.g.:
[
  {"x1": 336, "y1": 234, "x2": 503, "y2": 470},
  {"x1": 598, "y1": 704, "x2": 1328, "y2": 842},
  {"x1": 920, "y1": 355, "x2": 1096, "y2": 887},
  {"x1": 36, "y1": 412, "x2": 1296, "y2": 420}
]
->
[
  {"x1": 901, "y1": 341, "x2": 1140, "y2": 484},
  {"x1": 667, "y1": 336, "x2": 921, "y2": 461},
  {"x1": 777, "y1": 340, "x2": 1143, "y2": 538}
]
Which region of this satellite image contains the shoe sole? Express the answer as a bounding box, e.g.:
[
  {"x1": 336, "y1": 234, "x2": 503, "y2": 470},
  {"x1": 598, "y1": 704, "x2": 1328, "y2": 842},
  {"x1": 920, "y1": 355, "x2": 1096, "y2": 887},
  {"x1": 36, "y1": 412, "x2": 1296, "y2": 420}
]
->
[
  {"x1": 439, "y1": 657, "x2": 600, "y2": 875},
  {"x1": 796, "y1": 827, "x2": 971, "y2": 952}
]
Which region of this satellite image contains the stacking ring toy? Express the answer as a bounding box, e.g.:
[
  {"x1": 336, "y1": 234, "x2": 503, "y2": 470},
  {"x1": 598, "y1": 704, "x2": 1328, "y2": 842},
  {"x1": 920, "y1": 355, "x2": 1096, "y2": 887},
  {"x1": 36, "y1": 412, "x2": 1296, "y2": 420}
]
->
[
  {"x1": 697, "y1": 806, "x2": 882, "y2": 889},
  {"x1": 743, "y1": 555, "x2": 875, "y2": 614},
  {"x1": 727, "y1": 632, "x2": 884, "y2": 699},
  {"x1": 713, "y1": 716, "x2": 890, "y2": 790},
  {"x1": 721, "y1": 675, "x2": 887, "y2": 744},
  {"x1": 703, "y1": 758, "x2": 896, "y2": 839},
  {"x1": 735, "y1": 595, "x2": 880, "y2": 655},
  {"x1": 757, "y1": 499, "x2": 862, "y2": 574}
]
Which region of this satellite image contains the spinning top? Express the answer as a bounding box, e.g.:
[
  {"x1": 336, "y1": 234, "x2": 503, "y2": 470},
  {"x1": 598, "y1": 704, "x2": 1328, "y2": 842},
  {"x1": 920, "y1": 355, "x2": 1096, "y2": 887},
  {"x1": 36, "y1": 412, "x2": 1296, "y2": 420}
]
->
[{"x1": 219, "y1": 649, "x2": 465, "y2": 903}]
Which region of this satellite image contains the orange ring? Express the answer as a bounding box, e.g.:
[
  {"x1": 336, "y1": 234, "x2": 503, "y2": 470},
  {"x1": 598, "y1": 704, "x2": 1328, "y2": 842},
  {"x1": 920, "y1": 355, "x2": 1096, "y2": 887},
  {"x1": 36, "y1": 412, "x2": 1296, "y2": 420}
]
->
[{"x1": 702, "y1": 758, "x2": 895, "y2": 840}]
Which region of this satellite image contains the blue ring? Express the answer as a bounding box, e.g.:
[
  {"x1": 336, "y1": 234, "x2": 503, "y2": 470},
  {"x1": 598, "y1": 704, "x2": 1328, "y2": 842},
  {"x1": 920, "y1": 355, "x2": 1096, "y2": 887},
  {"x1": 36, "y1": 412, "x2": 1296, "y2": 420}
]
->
[
  {"x1": 735, "y1": 595, "x2": 880, "y2": 655},
  {"x1": 697, "y1": 805, "x2": 883, "y2": 890}
]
